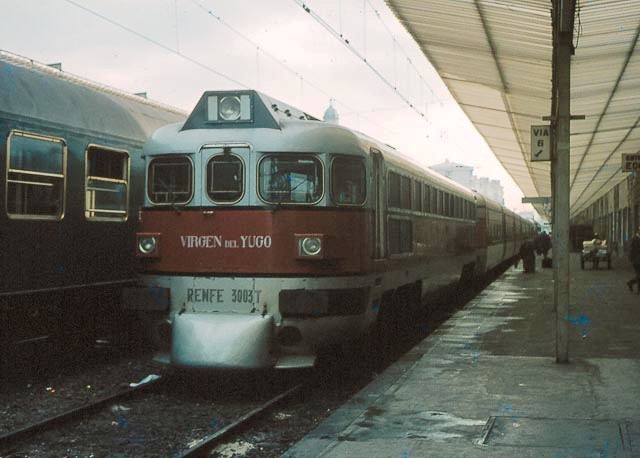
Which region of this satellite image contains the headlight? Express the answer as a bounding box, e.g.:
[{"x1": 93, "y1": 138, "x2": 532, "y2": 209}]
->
[
  {"x1": 138, "y1": 236, "x2": 157, "y2": 254},
  {"x1": 300, "y1": 237, "x2": 322, "y2": 256},
  {"x1": 206, "y1": 93, "x2": 253, "y2": 122},
  {"x1": 219, "y1": 96, "x2": 242, "y2": 121}
]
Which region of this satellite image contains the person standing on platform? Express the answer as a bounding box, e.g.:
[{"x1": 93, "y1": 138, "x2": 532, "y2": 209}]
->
[
  {"x1": 540, "y1": 231, "x2": 552, "y2": 259},
  {"x1": 534, "y1": 233, "x2": 543, "y2": 256},
  {"x1": 627, "y1": 227, "x2": 640, "y2": 294},
  {"x1": 519, "y1": 239, "x2": 536, "y2": 273}
]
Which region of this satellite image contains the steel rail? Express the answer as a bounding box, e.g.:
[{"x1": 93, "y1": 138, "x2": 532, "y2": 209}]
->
[
  {"x1": 177, "y1": 383, "x2": 303, "y2": 458},
  {"x1": 0, "y1": 375, "x2": 164, "y2": 451}
]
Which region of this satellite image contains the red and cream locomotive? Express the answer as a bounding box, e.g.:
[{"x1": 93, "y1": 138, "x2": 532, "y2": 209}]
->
[{"x1": 127, "y1": 90, "x2": 534, "y2": 369}]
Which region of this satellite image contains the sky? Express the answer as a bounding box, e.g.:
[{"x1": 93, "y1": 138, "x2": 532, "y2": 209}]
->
[{"x1": 1, "y1": 0, "x2": 539, "y2": 216}]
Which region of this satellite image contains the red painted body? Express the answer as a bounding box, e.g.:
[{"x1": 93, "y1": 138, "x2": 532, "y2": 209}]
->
[{"x1": 138, "y1": 208, "x2": 372, "y2": 275}]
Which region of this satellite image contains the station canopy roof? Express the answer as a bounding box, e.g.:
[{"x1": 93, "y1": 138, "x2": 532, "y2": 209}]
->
[{"x1": 385, "y1": 0, "x2": 640, "y2": 220}]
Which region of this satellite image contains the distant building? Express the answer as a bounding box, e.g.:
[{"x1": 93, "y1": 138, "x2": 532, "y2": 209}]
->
[
  {"x1": 429, "y1": 159, "x2": 473, "y2": 189},
  {"x1": 472, "y1": 176, "x2": 504, "y2": 205},
  {"x1": 323, "y1": 100, "x2": 339, "y2": 124},
  {"x1": 429, "y1": 159, "x2": 504, "y2": 205}
]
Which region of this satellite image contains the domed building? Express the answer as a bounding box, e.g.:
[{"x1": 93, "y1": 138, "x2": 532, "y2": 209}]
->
[{"x1": 323, "y1": 100, "x2": 339, "y2": 124}]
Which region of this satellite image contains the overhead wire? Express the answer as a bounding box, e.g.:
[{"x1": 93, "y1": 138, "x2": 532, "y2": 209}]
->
[
  {"x1": 62, "y1": 0, "x2": 399, "y2": 137},
  {"x1": 62, "y1": 0, "x2": 248, "y2": 88},
  {"x1": 187, "y1": 0, "x2": 401, "y2": 137},
  {"x1": 291, "y1": 0, "x2": 427, "y2": 119},
  {"x1": 363, "y1": 0, "x2": 444, "y2": 106},
  {"x1": 292, "y1": 0, "x2": 449, "y2": 119}
]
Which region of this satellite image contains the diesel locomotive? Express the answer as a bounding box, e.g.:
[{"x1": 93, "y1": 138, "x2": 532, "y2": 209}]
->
[{"x1": 128, "y1": 89, "x2": 535, "y2": 369}]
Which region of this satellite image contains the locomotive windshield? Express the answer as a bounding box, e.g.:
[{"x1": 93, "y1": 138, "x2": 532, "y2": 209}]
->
[
  {"x1": 206, "y1": 150, "x2": 244, "y2": 203},
  {"x1": 147, "y1": 156, "x2": 193, "y2": 204},
  {"x1": 258, "y1": 154, "x2": 322, "y2": 204},
  {"x1": 331, "y1": 156, "x2": 366, "y2": 205}
]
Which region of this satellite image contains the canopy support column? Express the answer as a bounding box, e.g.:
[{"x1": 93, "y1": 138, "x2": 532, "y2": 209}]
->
[{"x1": 552, "y1": 0, "x2": 575, "y2": 364}]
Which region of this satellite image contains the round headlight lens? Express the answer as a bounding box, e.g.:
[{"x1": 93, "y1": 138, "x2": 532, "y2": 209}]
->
[
  {"x1": 219, "y1": 96, "x2": 241, "y2": 121},
  {"x1": 301, "y1": 237, "x2": 322, "y2": 256},
  {"x1": 138, "y1": 237, "x2": 157, "y2": 254}
]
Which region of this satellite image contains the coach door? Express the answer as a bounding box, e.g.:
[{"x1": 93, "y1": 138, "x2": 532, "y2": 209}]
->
[{"x1": 371, "y1": 148, "x2": 385, "y2": 259}]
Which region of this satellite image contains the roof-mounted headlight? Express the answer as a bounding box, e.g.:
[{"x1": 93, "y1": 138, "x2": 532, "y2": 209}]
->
[
  {"x1": 207, "y1": 94, "x2": 252, "y2": 122},
  {"x1": 219, "y1": 96, "x2": 242, "y2": 120}
]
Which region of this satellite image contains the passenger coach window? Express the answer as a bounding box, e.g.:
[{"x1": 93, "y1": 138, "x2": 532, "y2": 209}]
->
[
  {"x1": 388, "y1": 171, "x2": 401, "y2": 207},
  {"x1": 147, "y1": 156, "x2": 193, "y2": 204},
  {"x1": 6, "y1": 131, "x2": 65, "y2": 219},
  {"x1": 431, "y1": 188, "x2": 438, "y2": 213},
  {"x1": 400, "y1": 176, "x2": 411, "y2": 209},
  {"x1": 388, "y1": 218, "x2": 412, "y2": 254},
  {"x1": 331, "y1": 156, "x2": 365, "y2": 205},
  {"x1": 85, "y1": 146, "x2": 129, "y2": 221},
  {"x1": 207, "y1": 153, "x2": 243, "y2": 203},
  {"x1": 413, "y1": 181, "x2": 422, "y2": 212},
  {"x1": 423, "y1": 185, "x2": 431, "y2": 213},
  {"x1": 259, "y1": 154, "x2": 322, "y2": 204}
]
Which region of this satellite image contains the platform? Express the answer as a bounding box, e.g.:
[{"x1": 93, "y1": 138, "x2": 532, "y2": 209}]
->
[{"x1": 285, "y1": 253, "x2": 640, "y2": 457}]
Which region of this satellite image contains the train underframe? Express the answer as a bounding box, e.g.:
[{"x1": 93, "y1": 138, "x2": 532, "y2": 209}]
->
[
  {"x1": 130, "y1": 268, "x2": 448, "y2": 370},
  {"x1": 1, "y1": 282, "x2": 135, "y2": 373}
]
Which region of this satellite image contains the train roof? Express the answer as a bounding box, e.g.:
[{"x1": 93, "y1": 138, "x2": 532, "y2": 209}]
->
[
  {"x1": 0, "y1": 50, "x2": 186, "y2": 142},
  {"x1": 145, "y1": 90, "x2": 370, "y2": 158},
  {"x1": 146, "y1": 89, "x2": 508, "y2": 205}
]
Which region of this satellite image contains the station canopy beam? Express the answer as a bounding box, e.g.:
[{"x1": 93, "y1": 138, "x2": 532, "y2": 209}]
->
[{"x1": 384, "y1": 0, "x2": 640, "y2": 220}]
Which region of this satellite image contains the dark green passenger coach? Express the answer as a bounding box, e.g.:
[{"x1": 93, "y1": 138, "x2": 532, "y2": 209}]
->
[{"x1": 0, "y1": 51, "x2": 185, "y2": 359}]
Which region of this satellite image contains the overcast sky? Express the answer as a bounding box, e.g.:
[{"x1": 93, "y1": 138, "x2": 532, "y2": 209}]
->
[{"x1": 1, "y1": 0, "x2": 538, "y2": 215}]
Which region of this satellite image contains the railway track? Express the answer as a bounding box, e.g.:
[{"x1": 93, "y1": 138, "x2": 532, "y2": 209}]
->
[
  {"x1": 1, "y1": 270, "x2": 502, "y2": 457},
  {"x1": 1, "y1": 368, "x2": 307, "y2": 457},
  {"x1": 0, "y1": 374, "x2": 164, "y2": 453},
  {"x1": 177, "y1": 384, "x2": 303, "y2": 457}
]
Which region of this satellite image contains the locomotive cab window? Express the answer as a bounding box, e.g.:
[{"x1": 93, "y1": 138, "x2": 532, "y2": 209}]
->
[
  {"x1": 6, "y1": 131, "x2": 66, "y2": 219},
  {"x1": 85, "y1": 146, "x2": 129, "y2": 221},
  {"x1": 206, "y1": 152, "x2": 244, "y2": 203},
  {"x1": 147, "y1": 155, "x2": 193, "y2": 204},
  {"x1": 258, "y1": 154, "x2": 322, "y2": 204},
  {"x1": 330, "y1": 156, "x2": 365, "y2": 205}
]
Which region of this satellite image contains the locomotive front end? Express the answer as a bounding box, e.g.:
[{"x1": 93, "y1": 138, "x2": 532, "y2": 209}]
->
[{"x1": 127, "y1": 90, "x2": 373, "y2": 369}]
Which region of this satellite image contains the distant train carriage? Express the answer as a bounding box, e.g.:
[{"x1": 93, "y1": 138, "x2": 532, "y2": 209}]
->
[
  {"x1": 128, "y1": 89, "x2": 535, "y2": 369},
  {"x1": 0, "y1": 51, "x2": 185, "y2": 357}
]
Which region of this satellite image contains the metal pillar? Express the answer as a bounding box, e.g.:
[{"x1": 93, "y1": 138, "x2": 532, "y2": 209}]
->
[{"x1": 552, "y1": 0, "x2": 575, "y2": 364}]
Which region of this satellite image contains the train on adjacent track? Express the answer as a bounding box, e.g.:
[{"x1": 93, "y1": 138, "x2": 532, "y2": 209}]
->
[
  {"x1": 128, "y1": 89, "x2": 537, "y2": 370},
  {"x1": 0, "y1": 51, "x2": 185, "y2": 359}
]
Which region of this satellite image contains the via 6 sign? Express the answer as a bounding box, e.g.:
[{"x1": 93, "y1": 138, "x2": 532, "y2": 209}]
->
[{"x1": 531, "y1": 125, "x2": 550, "y2": 162}]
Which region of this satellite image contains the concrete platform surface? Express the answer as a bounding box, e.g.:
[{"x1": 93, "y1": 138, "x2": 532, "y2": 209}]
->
[{"x1": 285, "y1": 254, "x2": 640, "y2": 457}]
